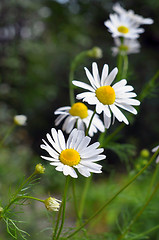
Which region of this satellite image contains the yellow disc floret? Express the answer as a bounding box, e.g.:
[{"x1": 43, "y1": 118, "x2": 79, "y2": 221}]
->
[
  {"x1": 69, "y1": 102, "x2": 88, "y2": 119},
  {"x1": 117, "y1": 26, "x2": 129, "y2": 34},
  {"x1": 96, "y1": 86, "x2": 116, "y2": 105},
  {"x1": 60, "y1": 149, "x2": 80, "y2": 166}
]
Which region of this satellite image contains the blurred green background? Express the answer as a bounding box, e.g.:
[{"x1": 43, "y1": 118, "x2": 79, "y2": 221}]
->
[{"x1": 0, "y1": 0, "x2": 159, "y2": 239}]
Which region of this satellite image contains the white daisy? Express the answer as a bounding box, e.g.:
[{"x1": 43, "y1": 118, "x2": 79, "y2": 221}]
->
[
  {"x1": 104, "y1": 13, "x2": 144, "y2": 39},
  {"x1": 113, "y1": 3, "x2": 154, "y2": 26},
  {"x1": 152, "y1": 145, "x2": 159, "y2": 164},
  {"x1": 40, "y1": 128, "x2": 106, "y2": 178},
  {"x1": 72, "y1": 62, "x2": 140, "y2": 128},
  {"x1": 112, "y1": 38, "x2": 140, "y2": 56},
  {"x1": 54, "y1": 102, "x2": 105, "y2": 137}
]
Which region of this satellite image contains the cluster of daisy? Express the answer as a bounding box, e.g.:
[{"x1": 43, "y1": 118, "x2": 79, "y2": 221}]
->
[
  {"x1": 40, "y1": 3, "x2": 155, "y2": 179},
  {"x1": 104, "y1": 3, "x2": 153, "y2": 56}
]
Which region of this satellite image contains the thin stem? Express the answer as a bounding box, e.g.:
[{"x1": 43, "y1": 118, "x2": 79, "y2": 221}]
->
[
  {"x1": 69, "y1": 67, "x2": 75, "y2": 105},
  {"x1": 117, "y1": 53, "x2": 123, "y2": 81},
  {"x1": 122, "y1": 54, "x2": 128, "y2": 79},
  {"x1": 4, "y1": 195, "x2": 44, "y2": 213},
  {"x1": 117, "y1": 181, "x2": 159, "y2": 240},
  {"x1": 66, "y1": 148, "x2": 159, "y2": 239},
  {"x1": 72, "y1": 179, "x2": 80, "y2": 222},
  {"x1": 131, "y1": 224, "x2": 159, "y2": 239},
  {"x1": 85, "y1": 110, "x2": 96, "y2": 136},
  {"x1": 56, "y1": 176, "x2": 70, "y2": 240},
  {"x1": 0, "y1": 123, "x2": 15, "y2": 147},
  {"x1": 146, "y1": 161, "x2": 159, "y2": 199},
  {"x1": 78, "y1": 175, "x2": 92, "y2": 226}
]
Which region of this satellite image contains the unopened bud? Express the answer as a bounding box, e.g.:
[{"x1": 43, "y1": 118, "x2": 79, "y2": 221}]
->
[
  {"x1": 44, "y1": 197, "x2": 61, "y2": 212},
  {"x1": 140, "y1": 149, "x2": 150, "y2": 158},
  {"x1": 35, "y1": 163, "x2": 45, "y2": 174},
  {"x1": 87, "y1": 47, "x2": 103, "y2": 59},
  {"x1": 14, "y1": 115, "x2": 27, "y2": 126}
]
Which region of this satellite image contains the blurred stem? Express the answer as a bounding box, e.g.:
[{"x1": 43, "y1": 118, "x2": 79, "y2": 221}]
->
[
  {"x1": 85, "y1": 110, "x2": 96, "y2": 136},
  {"x1": 69, "y1": 47, "x2": 101, "y2": 106},
  {"x1": 0, "y1": 123, "x2": 15, "y2": 148},
  {"x1": 66, "y1": 148, "x2": 159, "y2": 239},
  {"x1": 78, "y1": 174, "x2": 92, "y2": 226},
  {"x1": 55, "y1": 176, "x2": 70, "y2": 240},
  {"x1": 131, "y1": 224, "x2": 159, "y2": 239},
  {"x1": 139, "y1": 70, "x2": 159, "y2": 101},
  {"x1": 117, "y1": 53, "x2": 122, "y2": 81},
  {"x1": 146, "y1": 161, "x2": 159, "y2": 199},
  {"x1": 122, "y1": 54, "x2": 128, "y2": 79},
  {"x1": 117, "y1": 181, "x2": 159, "y2": 240},
  {"x1": 99, "y1": 123, "x2": 124, "y2": 147},
  {"x1": 72, "y1": 179, "x2": 80, "y2": 222}
]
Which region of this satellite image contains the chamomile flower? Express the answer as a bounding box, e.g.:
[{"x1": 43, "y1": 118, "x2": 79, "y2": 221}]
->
[
  {"x1": 112, "y1": 38, "x2": 140, "y2": 56},
  {"x1": 14, "y1": 115, "x2": 27, "y2": 126},
  {"x1": 40, "y1": 128, "x2": 106, "y2": 178},
  {"x1": 152, "y1": 145, "x2": 159, "y2": 164},
  {"x1": 113, "y1": 3, "x2": 154, "y2": 26},
  {"x1": 104, "y1": 13, "x2": 144, "y2": 39},
  {"x1": 54, "y1": 102, "x2": 105, "y2": 137},
  {"x1": 72, "y1": 62, "x2": 140, "y2": 128}
]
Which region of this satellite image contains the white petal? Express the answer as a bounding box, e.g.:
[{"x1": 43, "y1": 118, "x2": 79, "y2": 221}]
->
[
  {"x1": 76, "y1": 136, "x2": 91, "y2": 152},
  {"x1": 55, "y1": 114, "x2": 67, "y2": 126},
  {"x1": 84, "y1": 67, "x2": 98, "y2": 89},
  {"x1": 115, "y1": 103, "x2": 137, "y2": 114},
  {"x1": 92, "y1": 62, "x2": 101, "y2": 88},
  {"x1": 77, "y1": 167, "x2": 91, "y2": 177},
  {"x1": 58, "y1": 130, "x2": 66, "y2": 150},
  {"x1": 110, "y1": 104, "x2": 129, "y2": 124},
  {"x1": 80, "y1": 142, "x2": 100, "y2": 155},
  {"x1": 81, "y1": 148, "x2": 104, "y2": 158},
  {"x1": 96, "y1": 102, "x2": 104, "y2": 114},
  {"x1": 105, "y1": 67, "x2": 118, "y2": 86},
  {"x1": 103, "y1": 113, "x2": 111, "y2": 129},
  {"x1": 72, "y1": 80, "x2": 95, "y2": 92},
  {"x1": 41, "y1": 156, "x2": 59, "y2": 161},
  {"x1": 101, "y1": 64, "x2": 109, "y2": 86},
  {"x1": 112, "y1": 79, "x2": 127, "y2": 90},
  {"x1": 76, "y1": 92, "x2": 95, "y2": 100}
]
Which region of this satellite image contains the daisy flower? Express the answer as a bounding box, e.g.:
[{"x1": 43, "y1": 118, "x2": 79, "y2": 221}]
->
[
  {"x1": 113, "y1": 3, "x2": 154, "y2": 26},
  {"x1": 72, "y1": 62, "x2": 140, "y2": 128},
  {"x1": 54, "y1": 102, "x2": 105, "y2": 137},
  {"x1": 40, "y1": 128, "x2": 106, "y2": 178},
  {"x1": 112, "y1": 38, "x2": 140, "y2": 56},
  {"x1": 104, "y1": 13, "x2": 144, "y2": 39},
  {"x1": 152, "y1": 145, "x2": 159, "y2": 164}
]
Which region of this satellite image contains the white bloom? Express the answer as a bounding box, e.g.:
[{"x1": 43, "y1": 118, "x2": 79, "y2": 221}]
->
[
  {"x1": 113, "y1": 3, "x2": 154, "y2": 26},
  {"x1": 44, "y1": 197, "x2": 61, "y2": 212},
  {"x1": 112, "y1": 38, "x2": 140, "y2": 56},
  {"x1": 14, "y1": 115, "x2": 27, "y2": 126},
  {"x1": 54, "y1": 102, "x2": 105, "y2": 137},
  {"x1": 104, "y1": 13, "x2": 144, "y2": 39},
  {"x1": 73, "y1": 62, "x2": 140, "y2": 128},
  {"x1": 152, "y1": 145, "x2": 159, "y2": 164},
  {"x1": 40, "y1": 128, "x2": 106, "y2": 178}
]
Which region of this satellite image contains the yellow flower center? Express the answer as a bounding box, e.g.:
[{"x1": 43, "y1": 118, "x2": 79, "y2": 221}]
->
[
  {"x1": 60, "y1": 149, "x2": 80, "y2": 166},
  {"x1": 96, "y1": 86, "x2": 116, "y2": 105},
  {"x1": 117, "y1": 26, "x2": 129, "y2": 34},
  {"x1": 69, "y1": 102, "x2": 88, "y2": 119}
]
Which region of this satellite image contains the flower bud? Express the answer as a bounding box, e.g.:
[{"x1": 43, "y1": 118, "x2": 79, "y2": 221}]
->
[
  {"x1": 87, "y1": 47, "x2": 103, "y2": 59},
  {"x1": 35, "y1": 163, "x2": 45, "y2": 174},
  {"x1": 44, "y1": 197, "x2": 61, "y2": 212},
  {"x1": 14, "y1": 115, "x2": 27, "y2": 126},
  {"x1": 140, "y1": 149, "x2": 150, "y2": 158},
  {"x1": 0, "y1": 207, "x2": 3, "y2": 215}
]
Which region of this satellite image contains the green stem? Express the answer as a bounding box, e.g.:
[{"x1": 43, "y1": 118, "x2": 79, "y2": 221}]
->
[
  {"x1": 4, "y1": 195, "x2": 44, "y2": 213},
  {"x1": 85, "y1": 110, "x2": 96, "y2": 136},
  {"x1": 56, "y1": 176, "x2": 70, "y2": 240},
  {"x1": 117, "y1": 53, "x2": 123, "y2": 81},
  {"x1": 146, "y1": 161, "x2": 159, "y2": 199},
  {"x1": 0, "y1": 123, "x2": 15, "y2": 147},
  {"x1": 78, "y1": 175, "x2": 92, "y2": 226},
  {"x1": 131, "y1": 224, "x2": 159, "y2": 239},
  {"x1": 117, "y1": 181, "x2": 159, "y2": 240},
  {"x1": 72, "y1": 179, "x2": 80, "y2": 222},
  {"x1": 66, "y1": 148, "x2": 159, "y2": 239},
  {"x1": 122, "y1": 54, "x2": 128, "y2": 79}
]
